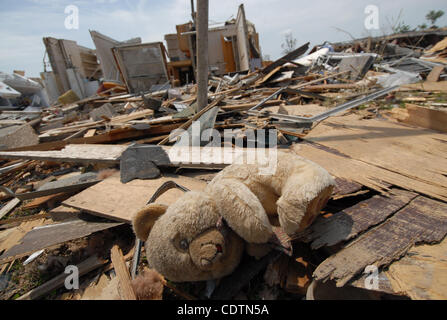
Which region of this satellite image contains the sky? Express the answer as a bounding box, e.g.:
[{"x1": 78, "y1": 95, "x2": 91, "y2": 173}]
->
[{"x1": 0, "y1": 0, "x2": 446, "y2": 77}]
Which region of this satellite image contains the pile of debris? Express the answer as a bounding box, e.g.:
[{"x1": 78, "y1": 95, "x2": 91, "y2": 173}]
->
[{"x1": 1, "y1": 10, "x2": 447, "y2": 300}]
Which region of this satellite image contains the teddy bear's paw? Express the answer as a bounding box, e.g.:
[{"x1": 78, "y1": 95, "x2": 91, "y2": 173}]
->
[{"x1": 276, "y1": 197, "x2": 307, "y2": 236}]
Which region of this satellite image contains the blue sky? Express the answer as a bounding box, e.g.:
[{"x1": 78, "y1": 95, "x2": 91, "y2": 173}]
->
[{"x1": 1, "y1": 0, "x2": 446, "y2": 77}]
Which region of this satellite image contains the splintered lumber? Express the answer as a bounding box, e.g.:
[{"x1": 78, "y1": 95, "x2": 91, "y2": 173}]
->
[
  {"x1": 426, "y1": 65, "x2": 444, "y2": 82},
  {"x1": 313, "y1": 196, "x2": 447, "y2": 287},
  {"x1": 383, "y1": 237, "x2": 447, "y2": 299},
  {"x1": 16, "y1": 255, "x2": 106, "y2": 300},
  {"x1": 110, "y1": 245, "x2": 137, "y2": 300},
  {"x1": 0, "y1": 218, "x2": 47, "y2": 259},
  {"x1": 400, "y1": 80, "x2": 447, "y2": 92},
  {"x1": 1, "y1": 172, "x2": 100, "y2": 201},
  {"x1": 292, "y1": 143, "x2": 447, "y2": 202},
  {"x1": 0, "y1": 218, "x2": 122, "y2": 264},
  {"x1": 0, "y1": 197, "x2": 21, "y2": 219},
  {"x1": 332, "y1": 178, "x2": 363, "y2": 196},
  {"x1": 0, "y1": 144, "x2": 127, "y2": 164},
  {"x1": 8, "y1": 123, "x2": 183, "y2": 152},
  {"x1": 83, "y1": 129, "x2": 96, "y2": 138},
  {"x1": 63, "y1": 173, "x2": 207, "y2": 223},
  {"x1": 300, "y1": 115, "x2": 447, "y2": 202},
  {"x1": 0, "y1": 144, "x2": 257, "y2": 169},
  {"x1": 352, "y1": 235, "x2": 447, "y2": 299},
  {"x1": 298, "y1": 189, "x2": 418, "y2": 249},
  {"x1": 386, "y1": 103, "x2": 447, "y2": 133}
]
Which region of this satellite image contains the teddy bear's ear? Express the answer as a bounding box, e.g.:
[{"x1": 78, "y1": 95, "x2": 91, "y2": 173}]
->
[
  {"x1": 207, "y1": 178, "x2": 273, "y2": 243},
  {"x1": 132, "y1": 203, "x2": 168, "y2": 241}
]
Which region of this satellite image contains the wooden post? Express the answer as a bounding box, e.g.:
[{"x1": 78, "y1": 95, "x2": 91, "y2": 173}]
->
[{"x1": 196, "y1": 0, "x2": 209, "y2": 111}]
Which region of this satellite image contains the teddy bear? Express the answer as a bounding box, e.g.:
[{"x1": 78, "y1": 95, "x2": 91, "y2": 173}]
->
[{"x1": 132, "y1": 150, "x2": 335, "y2": 282}]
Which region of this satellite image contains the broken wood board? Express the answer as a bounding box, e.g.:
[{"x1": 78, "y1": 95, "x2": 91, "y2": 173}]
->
[
  {"x1": 0, "y1": 144, "x2": 270, "y2": 170},
  {"x1": 300, "y1": 115, "x2": 447, "y2": 201},
  {"x1": 332, "y1": 178, "x2": 363, "y2": 196},
  {"x1": 351, "y1": 236, "x2": 447, "y2": 299},
  {"x1": 8, "y1": 123, "x2": 183, "y2": 152},
  {"x1": 0, "y1": 144, "x2": 127, "y2": 164},
  {"x1": 383, "y1": 237, "x2": 447, "y2": 300},
  {"x1": 22, "y1": 192, "x2": 71, "y2": 210},
  {"x1": 385, "y1": 103, "x2": 447, "y2": 133},
  {"x1": 292, "y1": 143, "x2": 447, "y2": 202},
  {"x1": 17, "y1": 255, "x2": 106, "y2": 300},
  {"x1": 299, "y1": 189, "x2": 418, "y2": 249},
  {"x1": 400, "y1": 80, "x2": 447, "y2": 92},
  {"x1": 63, "y1": 173, "x2": 207, "y2": 223},
  {"x1": 2, "y1": 172, "x2": 101, "y2": 201},
  {"x1": 264, "y1": 104, "x2": 330, "y2": 117},
  {"x1": 0, "y1": 198, "x2": 21, "y2": 219},
  {"x1": 426, "y1": 65, "x2": 444, "y2": 82},
  {"x1": 0, "y1": 218, "x2": 47, "y2": 258},
  {"x1": 80, "y1": 273, "x2": 120, "y2": 300},
  {"x1": 110, "y1": 245, "x2": 136, "y2": 300},
  {"x1": 0, "y1": 218, "x2": 122, "y2": 264},
  {"x1": 313, "y1": 195, "x2": 447, "y2": 287}
]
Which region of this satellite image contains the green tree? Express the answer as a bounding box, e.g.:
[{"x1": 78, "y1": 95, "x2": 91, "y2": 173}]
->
[
  {"x1": 426, "y1": 10, "x2": 444, "y2": 27},
  {"x1": 418, "y1": 23, "x2": 428, "y2": 30}
]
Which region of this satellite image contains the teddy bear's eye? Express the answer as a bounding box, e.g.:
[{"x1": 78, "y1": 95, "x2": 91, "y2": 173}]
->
[{"x1": 179, "y1": 239, "x2": 189, "y2": 250}]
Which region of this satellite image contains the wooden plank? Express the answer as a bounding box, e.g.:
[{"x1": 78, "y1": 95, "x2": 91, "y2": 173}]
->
[
  {"x1": 400, "y1": 80, "x2": 447, "y2": 92},
  {"x1": 110, "y1": 245, "x2": 136, "y2": 300},
  {"x1": 292, "y1": 143, "x2": 447, "y2": 202},
  {"x1": 386, "y1": 103, "x2": 447, "y2": 133},
  {"x1": 17, "y1": 256, "x2": 106, "y2": 300},
  {"x1": 383, "y1": 237, "x2": 447, "y2": 299},
  {"x1": 332, "y1": 177, "x2": 363, "y2": 196},
  {"x1": 63, "y1": 173, "x2": 207, "y2": 223},
  {"x1": 426, "y1": 65, "x2": 444, "y2": 82},
  {"x1": 313, "y1": 196, "x2": 447, "y2": 287},
  {"x1": 0, "y1": 198, "x2": 21, "y2": 219},
  {"x1": 0, "y1": 218, "x2": 122, "y2": 264},
  {"x1": 8, "y1": 123, "x2": 183, "y2": 152},
  {"x1": 22, "y1": 192, "x2": 69, "y2": 210},
  {"x1": 299, "y1": 189, "x2": 418, "y2": 249},
  {"x1": 83, "y1": 129, "x2": 96, "y2": 138},
  {"x1": 0, "y1": 144, "x2": 128, "y2": 164},
  {"x1": 0, "y1": 218, "x2": 47, "y2": 259},
  {"x1": 301, "y1": 115, "x2": 447, "y2": 201}
]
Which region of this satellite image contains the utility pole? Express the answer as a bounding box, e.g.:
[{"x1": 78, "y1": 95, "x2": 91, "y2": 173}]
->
[
  {"x1": 196, "y1": 0, "x2": 208, "y2": 111},
  {"x1": 190, "y1": 0, "x2": 196, "y2": 24}
]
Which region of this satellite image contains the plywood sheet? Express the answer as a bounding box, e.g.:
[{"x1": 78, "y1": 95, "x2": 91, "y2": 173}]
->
[
  {"x1": 63, "y1": 173, "x2": 207, "y2": 223},
  {"x1": 301, "y1": 115, "x2": 447, "y2": 201}
]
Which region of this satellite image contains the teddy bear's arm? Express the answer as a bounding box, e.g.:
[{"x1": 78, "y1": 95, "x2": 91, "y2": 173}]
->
[
  {"x1": 206, "y1": 178, "x2": 274, "y2": 244},
  {"x1": 276, "y1": 167, "x2": 334, "y2": 235}
]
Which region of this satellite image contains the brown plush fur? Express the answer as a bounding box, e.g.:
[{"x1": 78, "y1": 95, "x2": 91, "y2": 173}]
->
[
  {"x1": 130, "y1": 268, "x2": 166, "y2": 300},
  {"x1": 132, "y1": 151, "x2": 335, "y2": 282}
]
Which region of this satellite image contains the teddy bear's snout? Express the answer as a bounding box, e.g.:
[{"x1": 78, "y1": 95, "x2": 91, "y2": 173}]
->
[
  {"x1": 189, "y1": 228, "x2": 226, "y2": 270},
  {"x1": 199, "y1": 243, "x2": 224, "y2": 268}
]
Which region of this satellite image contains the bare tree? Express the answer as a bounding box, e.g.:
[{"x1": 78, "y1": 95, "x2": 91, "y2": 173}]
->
[{"x1": 281, "y1": 32, "x2": 297, "y2": 55}]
